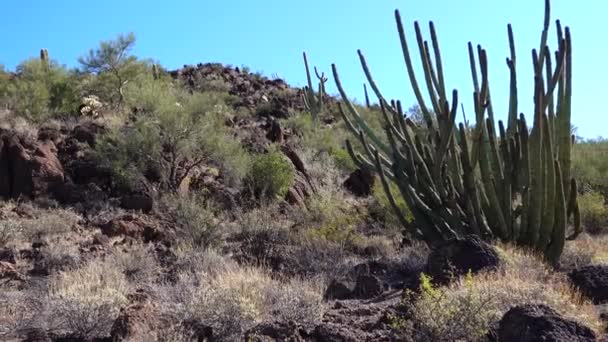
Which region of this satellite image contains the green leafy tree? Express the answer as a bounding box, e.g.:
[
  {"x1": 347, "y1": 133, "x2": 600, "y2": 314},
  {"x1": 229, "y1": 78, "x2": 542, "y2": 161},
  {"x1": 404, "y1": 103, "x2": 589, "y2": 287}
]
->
[{"x1": 78, "y1": 32, "x2": 144, "y2": 108}]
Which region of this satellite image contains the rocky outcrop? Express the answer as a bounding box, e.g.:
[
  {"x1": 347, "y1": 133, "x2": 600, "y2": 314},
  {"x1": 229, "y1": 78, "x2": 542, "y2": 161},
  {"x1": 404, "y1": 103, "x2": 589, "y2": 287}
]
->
[
  {"x1": 0, "y1": 130, "x2": 64, "y2": 199},
  {"x1": 244, "y1": 321, "x2": 309, "y2": 342},
  {"x1": 497, "y1": 304, "x2": 596, "y2": 342},
  {"x1": 171, "y1": 63, "x2": 312, "y2": 115},
  {"x1": 344, "y1": 168, "x2": 375, "y2": 197},
  {"x1": 569, "y1": 265, "x2": 608, "y2": 304},
  {"x1": 100, "y1": 214, "x2": 164, "y2": 242},
  {"x1": 426, "y1": 235, "x2": 501, "y2": 285}
]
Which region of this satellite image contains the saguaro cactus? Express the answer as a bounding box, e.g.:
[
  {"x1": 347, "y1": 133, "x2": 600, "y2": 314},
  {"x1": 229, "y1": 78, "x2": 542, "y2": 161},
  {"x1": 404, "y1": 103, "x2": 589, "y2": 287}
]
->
[
  {"x1": 332, "y1": 0, "x2": 579, "y2": 265},
  {"x1": 302, "y1": 52, "x2": 328, "y2": 121},
  {"x1": 40, "y1": 48, "x2": 49, "y2": 70}
]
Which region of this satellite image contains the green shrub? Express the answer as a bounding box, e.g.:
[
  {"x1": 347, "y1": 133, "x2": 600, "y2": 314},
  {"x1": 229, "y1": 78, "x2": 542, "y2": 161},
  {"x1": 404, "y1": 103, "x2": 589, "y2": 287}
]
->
[
  {"x1": 578, "y1": 191, "x2": 608, "y2": 235},
  {"x1": 572, "y1": 138, "x2": 608, "y2": 192},
  {"x1": 247, "y1": 150, "x2": 294, "y2": 199},
  {"x1": 97, "y1": 79, "x2": 251, "y2": 191},
  {"x1": 391, "y1": 246, "x2": 603, "y2": 340},
  {"x1": 160, "y1": 193, "x2": 221, "y2": 248},
  {"x1": 1, "y1": 58, "x2": 80, "y2": 121},
  {"x1": 282, "y1": 113, "x2": 355, "y2": 173}
]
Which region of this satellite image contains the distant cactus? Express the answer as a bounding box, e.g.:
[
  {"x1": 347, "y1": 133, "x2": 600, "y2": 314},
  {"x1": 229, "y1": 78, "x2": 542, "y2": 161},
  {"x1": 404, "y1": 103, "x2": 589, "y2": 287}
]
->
[
  {"x1": 40, "y1": 48, "x2": 49, "y2": 70},
  {"x1": 152, "y1": 63, "x2": 160, "y2": 80},
  {"x1": 302, "y1": 52, "x2": 327, "y2": 121},
  {"x1": 331, "y1": 0, "x2": 578, "y2": 265}
]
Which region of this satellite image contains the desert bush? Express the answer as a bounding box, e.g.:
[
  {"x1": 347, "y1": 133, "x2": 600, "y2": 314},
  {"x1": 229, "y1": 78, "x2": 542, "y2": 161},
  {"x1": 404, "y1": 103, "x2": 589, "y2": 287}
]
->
[
  {"x1": 1, "y1": 58, "x2": 80, "y2": 121},
  {"x1": 23, "y1": 210, "x2": 80, "y2": 242},
  {"x1": 578, "y1": 190, "x2": 608, "y2": 235},
  {"x1": 110, "y1": 243, "x2": 160, "y2": 283},
  {"x1": 159, "y1": 193, "x2": 222, "y2": 248},
  {"x1": 392, "y1": 245, "x2": 602, "y2": 341},
  {"x1": 562, "y1": 233, "x2": 608, "y2": 269},
  {"x1": 282, "y1": 114, "x2": 356, "y2": 173},
  {"x1": 572, "y1": 137, "x2": 608, "y2": 191},
  {"x1": 44, "y1": 257, "x2": 130, "y2": 338},
  {"x1": 151, "y1": 252, "x2": 325, "y2": 340},
  {"x1": 246, "y1": 149, "x2": 294, "y2": 199},
  {"x1": 96, "y1": 85, "x2": 251, "y2": 190},
  {"x1": 0, "y1": 219, "x2": 20, "y2": 247}
]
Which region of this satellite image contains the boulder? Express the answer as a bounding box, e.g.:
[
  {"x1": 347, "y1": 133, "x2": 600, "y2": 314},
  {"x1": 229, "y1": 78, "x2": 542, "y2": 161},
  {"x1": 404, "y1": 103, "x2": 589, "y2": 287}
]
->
[
  {"x1": 244, "y1": 321, "x2": 308, "y2": 341},
  {"x1": 497, "y1": 304, "x2": 596, "y2": 342},
  {"x1": 120, "y1": 194, "x2": 154, "y2": 213},
  {"x1": 181, "y1": 318, "x2": 214, "y2": 342},
  {"x1": 101, "y1": 215, "x2": 143, "y2": 238},
  {"x1": 325, "y1": 279, "x2": 355, "y2": 300},
  {"x1": 353, "y1": 274, "x2": 384, "y2": 299},
  {"x1": 569, "y1": 265, "x2": 608, "y2": 304},
  {"x1": 0, "y1": 132, "x2": 64, "y2": 199},
  {"x1": 426, "y1": 235, "x2": 501, "y2": 285},
  {"x1": 0, "y1": 247, "x2": 17, "y2": 264},
  {"x1": 343, "y1": 168, "x2": 375, "y2": 197}
]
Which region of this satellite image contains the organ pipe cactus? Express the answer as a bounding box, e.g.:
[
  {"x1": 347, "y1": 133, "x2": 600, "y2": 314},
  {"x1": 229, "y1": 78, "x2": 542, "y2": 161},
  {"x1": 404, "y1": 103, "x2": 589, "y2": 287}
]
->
[
  {"x1": 332, "y1": 0, "x2": 579, "y2": 265},
  {"x1": 302, "y1": 51, "x2": 327, "y2": 121}
]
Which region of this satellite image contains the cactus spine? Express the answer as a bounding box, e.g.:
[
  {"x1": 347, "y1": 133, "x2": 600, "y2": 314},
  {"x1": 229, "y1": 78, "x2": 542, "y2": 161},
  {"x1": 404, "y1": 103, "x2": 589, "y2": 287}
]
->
[
  {"x1": 332, "y1": 0, "x2": 578, "y2": 265},
  {"x1": 302, "y1": 52, "x2": 327, "y2": 121}
]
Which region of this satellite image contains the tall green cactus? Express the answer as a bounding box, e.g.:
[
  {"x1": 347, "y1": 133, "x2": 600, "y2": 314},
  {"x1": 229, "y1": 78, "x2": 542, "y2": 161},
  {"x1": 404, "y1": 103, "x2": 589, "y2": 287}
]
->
[
  {"x1": 332, "y1": 0, "x2": 579, "y2": 265},
  {"x1": 302, "y1": 52, "x2": 327, "y2": 121}
]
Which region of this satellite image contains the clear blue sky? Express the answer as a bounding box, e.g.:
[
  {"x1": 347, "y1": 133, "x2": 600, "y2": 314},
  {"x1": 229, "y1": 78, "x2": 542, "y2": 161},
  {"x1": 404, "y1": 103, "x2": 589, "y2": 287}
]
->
[{"x1": 1, "y1": 0, "x2": 605, "y2": 138}]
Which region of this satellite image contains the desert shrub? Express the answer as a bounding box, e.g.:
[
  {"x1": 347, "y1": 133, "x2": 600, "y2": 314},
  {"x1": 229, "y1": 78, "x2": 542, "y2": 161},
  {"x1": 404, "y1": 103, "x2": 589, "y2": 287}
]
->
[
  {"x1": 110, "y1": 243, "x2": 160, "y2": 283},
  {"x1": 151, "y1": 252, "x2": 325, "y2": 340},
  {"x1": 44, "y1": 257, "x2": 130, "y2": 338},
  {"x1": 0, "y1": 219, "x2": 20, "y2": 247},
  {"x1": 96, "y1": 84, "x2": 251, "y2": 190},
  {"x1": 392, "y1": 245, "x2": 602, "y2": 341},
  {"x1": 572, "y1": 138, "x2": 608, "y2": 191},
  {"x1": 2, "y1": 208, "x2": 81, "y2": 243},
  {"x1": 159, "y1": 193, "x2": 222, "y2": 248},
  {"x1": 282, "y1": 114, "x2": 355, "y2": 173},
  {"x1": 246, "y1": 150, "x2": 294, "y2": 199},
  {"x1": 562, "y1": 233, "x2": 608, "y2": 269},
  {"x1": 34, "y1": 239, "x2": 82, "y2": 274},
  {"x1": 578, "y1": 190, "x2": 608, "y2": 235},
  {"x1": 1, "y1": 58, "x2": 80, "y2": 121}
]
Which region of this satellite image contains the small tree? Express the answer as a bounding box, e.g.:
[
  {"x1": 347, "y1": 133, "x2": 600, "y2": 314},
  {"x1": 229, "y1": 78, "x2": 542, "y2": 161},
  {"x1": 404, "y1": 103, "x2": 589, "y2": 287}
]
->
[{"x1": 78, "y1": 33, "x2": 140, "y2": 107}]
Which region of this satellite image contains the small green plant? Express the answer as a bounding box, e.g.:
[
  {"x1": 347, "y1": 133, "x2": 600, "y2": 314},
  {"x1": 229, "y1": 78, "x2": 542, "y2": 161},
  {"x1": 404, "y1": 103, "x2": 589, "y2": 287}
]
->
[
  {"x1": 390, "y1": 271, "x2": 496, "y2": 341},
  {"x1": 247, "y1": 150, "x2": 295, "y2": 199},
  {"x1": 161, "y1": 193, "x2": 221, "y2": 248},
  {"x1": 578, "y1": 191, "x2": 608, "y2": 235}
]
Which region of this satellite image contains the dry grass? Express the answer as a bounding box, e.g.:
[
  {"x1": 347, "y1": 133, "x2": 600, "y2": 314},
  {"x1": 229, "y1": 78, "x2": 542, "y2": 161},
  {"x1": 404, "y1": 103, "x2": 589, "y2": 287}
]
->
[
  {"x1": 110, "y1": 243, "x2": 161, "y2": 284},
  {"x1": 562, "y1": 233, "x2": 608, "y2": 269},
  {"x1": 152, "y1": 249, "x2": 325, "y2": 340},
  {"x1": 42, "y1": 257, "x2": 131, "y2": 338},
  {"x1": 0, "y1": 204, "x2": 82, "y2": 246},
  {"x1": 397, "y1": 244, "x2": 604, "y2": 341}
]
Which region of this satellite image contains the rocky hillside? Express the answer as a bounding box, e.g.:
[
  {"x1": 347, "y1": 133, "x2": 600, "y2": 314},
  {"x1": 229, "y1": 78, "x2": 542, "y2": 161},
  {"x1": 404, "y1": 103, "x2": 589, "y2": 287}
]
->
[{"x1": 0, "y1": 47, "x2": 607, "y2": 341}]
